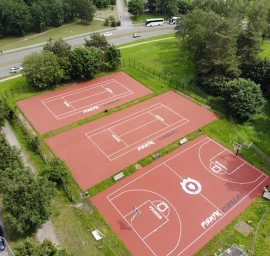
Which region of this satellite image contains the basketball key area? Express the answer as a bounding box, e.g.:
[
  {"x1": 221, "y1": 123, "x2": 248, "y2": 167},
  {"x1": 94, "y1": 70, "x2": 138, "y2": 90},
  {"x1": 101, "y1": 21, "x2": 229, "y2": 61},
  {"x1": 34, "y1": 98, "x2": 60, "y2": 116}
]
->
[
  {"x1": 17, "y1": 72, "x2": 152, "y2": 134},
  {"x1": 47, "y1": 91, "x2": 219, "y2": 190},
  {"x1": 92, "y1": 135, "x2": 269, "y2": 256}
]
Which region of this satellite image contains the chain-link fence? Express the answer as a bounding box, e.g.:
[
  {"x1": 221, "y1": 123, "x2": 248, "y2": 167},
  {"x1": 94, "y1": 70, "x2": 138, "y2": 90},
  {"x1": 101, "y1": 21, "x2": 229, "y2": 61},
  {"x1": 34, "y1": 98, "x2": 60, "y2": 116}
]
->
[{"x1": 121, "y1": 58, "x2": 225, "y2": 112}]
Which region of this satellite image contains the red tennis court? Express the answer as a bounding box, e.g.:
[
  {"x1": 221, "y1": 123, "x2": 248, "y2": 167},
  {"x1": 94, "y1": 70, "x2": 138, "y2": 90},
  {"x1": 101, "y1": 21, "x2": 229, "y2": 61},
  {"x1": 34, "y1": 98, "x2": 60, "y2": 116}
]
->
[
  {"x1": 17, "y1": 72, "x2": 152, "y2": 134},
  {"x1": 47, "y1": 91, "x2": 219, "y2": 190},
  {"x1": 92, "y1": 135, "x2": 269, "y2": 256}
]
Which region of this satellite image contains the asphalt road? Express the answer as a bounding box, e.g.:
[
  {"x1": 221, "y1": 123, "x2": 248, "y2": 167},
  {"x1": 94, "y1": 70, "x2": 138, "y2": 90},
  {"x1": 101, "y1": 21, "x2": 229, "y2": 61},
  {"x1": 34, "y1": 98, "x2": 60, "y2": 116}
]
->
[{"x1": 0, "y1": 24, "x2": 175, "y2": 78}]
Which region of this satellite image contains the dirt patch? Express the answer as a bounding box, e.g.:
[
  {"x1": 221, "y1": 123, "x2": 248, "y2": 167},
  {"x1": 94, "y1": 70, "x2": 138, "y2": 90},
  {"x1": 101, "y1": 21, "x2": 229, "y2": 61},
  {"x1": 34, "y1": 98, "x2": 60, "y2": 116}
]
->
[
  {"x1": 135, "y1": 164, "x2": 142, "y2": 170},
  {"x1": 37, "y1": 220, "x2": 58, "y2": 245},
  {"x1": 234, "y1": 220, "x2": 254, "y2": 237},
  {"x1": 95, "y1": 6, "x2": 118, "y2": 20}
]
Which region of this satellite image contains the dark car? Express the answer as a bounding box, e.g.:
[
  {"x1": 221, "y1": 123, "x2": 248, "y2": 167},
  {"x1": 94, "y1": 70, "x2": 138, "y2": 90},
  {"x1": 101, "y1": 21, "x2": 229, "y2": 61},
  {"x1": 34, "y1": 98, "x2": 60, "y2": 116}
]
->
[{"x1": 0, "y1": 226, "x2": 5, "y2": 252}]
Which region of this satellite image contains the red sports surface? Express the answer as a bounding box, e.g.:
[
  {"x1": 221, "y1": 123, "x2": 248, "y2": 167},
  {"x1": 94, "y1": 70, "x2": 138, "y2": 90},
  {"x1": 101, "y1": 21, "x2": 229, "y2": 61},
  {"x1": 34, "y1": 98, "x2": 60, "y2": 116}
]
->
[
  {"x1": 92, "y1": 135, "x2": 270, "y2": 256},
  {"x1": 47, "y1": 91, "x2": 219, "y2": 190},
  {"x1": 17, "y1": 72, "x2": 152, "y2": 134}
]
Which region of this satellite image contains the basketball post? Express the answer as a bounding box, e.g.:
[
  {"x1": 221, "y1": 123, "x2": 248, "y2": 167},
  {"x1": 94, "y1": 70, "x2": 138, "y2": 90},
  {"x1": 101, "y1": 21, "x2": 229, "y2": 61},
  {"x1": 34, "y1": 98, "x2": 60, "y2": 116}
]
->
[
  {"x1": 130, "y1": 206, "x2": 142, "y2": 229},
  {"x1": 233, "y1": 141, "x2": 242, "y2": 156}
]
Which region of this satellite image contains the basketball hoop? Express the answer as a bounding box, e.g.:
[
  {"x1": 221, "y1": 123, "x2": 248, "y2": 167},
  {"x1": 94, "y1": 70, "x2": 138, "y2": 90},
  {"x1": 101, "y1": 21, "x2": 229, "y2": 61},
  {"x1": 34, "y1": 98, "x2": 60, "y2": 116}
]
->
[
  {"x1": 130, "y1": 206, "x2": 142, "y2": 229},
  {"x1": 233, "y1": 141, "x2": 242, "y2": 156}
]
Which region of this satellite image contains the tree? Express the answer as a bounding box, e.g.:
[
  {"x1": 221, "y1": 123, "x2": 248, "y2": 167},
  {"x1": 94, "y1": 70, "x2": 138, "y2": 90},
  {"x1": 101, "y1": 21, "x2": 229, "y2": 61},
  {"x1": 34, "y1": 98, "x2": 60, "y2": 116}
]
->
[
  {"x1": 178, "y1": 0, "x2": 193, "y2": 15},
  {"x1": 62, "y1": 0, "x2": 76, "y2": 23},
  {"x1": 0, "y1": 135, "x2": 24, "y2": 173},
  {"x1": 128, "y1": 0, "x2": 144, "y2": 20},
  {"x1": 22, "y1": 51, "x2": 65, "y2": 88},
  {"x1": 246, "y1": 0, "x2": 270, "y2": 35},
  {"x1": 15, "y1": 238, "x2": 72, "y2": 256},
  {"x1": 30, "y1": 2, "x2": 47, "y2": 32},
  {"x1": 222, "y1": 78, "x2": 266, "y2": 121},
  {"x1": 76, "y1": 0, "x2": 96, "y2": 23},
  {"x1": 0, "y1": 0, "x2": 32, "y2": 36},
  {"x1": 2, "y1": 170, "x2": 55, "y2": 233},
  {"x1": 84, "y1": 32, "x2": 109, "y2": 51},
  {"x1": 44, "y1": 38, "x2": 72, "y2": 58},
  {"x1": 177, "y1": 10, "x2": 241, "y2": 94},
  {"x1": 48, "y1": 0, "x2": 65, "y2": 27},
  {"x1": 104, "y1": 45, "x2": 121, "y2": 70},
  {"x1": 237, "y1": 29, "x2": 262, "y2": 77},
  {"x1": 0, "y1": 100, "x2": 11, "y2": 129},
  {"x1": 42, "y1": 157, "x2": 71, "y2": 185},
  {"x1": 245, "y1": 57, "x2": 270, "y2": 98},
  {"x1": 69, "y1": 47, "x2": 102, "y2": 79}
]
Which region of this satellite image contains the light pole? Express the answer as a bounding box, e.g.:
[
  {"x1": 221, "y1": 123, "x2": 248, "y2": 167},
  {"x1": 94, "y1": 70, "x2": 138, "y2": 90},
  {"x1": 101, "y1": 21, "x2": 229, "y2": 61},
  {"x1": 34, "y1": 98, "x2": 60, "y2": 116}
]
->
[{"x1": 0, "y1": 236, "x2": 15, "y2": 256}]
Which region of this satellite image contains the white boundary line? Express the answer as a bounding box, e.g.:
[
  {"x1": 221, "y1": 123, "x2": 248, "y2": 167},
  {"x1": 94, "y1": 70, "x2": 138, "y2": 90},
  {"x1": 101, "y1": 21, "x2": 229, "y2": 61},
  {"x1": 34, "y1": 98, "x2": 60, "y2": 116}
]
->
[
  {"x1": 164, "y1": 163, "x2": 224, "y2": 213},
  {"x1": 85, "y1": 104, "x2": 163, "y2": 136},
  {"x1": 42, "y1": 79, "x2": 134, "y2": 120},
  {"x1": 105, "y1": 136, "x2": 268, "y2": 256},
  {"x1": 57, "y1": 91, "x2": 133, "y2": 120},
  {"x1": 41, "y1": 79, "x2": 115, "y2": 103},
  {"x1": 86, "y1": 104, "x2": 188, "y2": 160},
  {"x1": 198, "y1": 140, "x2": 267, "y2": 184},
  {"x1": 108, "y1": 189, "x2": 182, "y2": 256}
]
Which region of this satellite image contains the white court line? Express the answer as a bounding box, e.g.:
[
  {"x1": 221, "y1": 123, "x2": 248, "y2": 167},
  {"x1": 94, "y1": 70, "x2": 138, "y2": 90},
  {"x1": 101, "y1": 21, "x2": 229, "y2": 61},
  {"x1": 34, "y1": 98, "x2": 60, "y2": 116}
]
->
[
  {"x1": 108, "y1": 120, "x2": 188, "y2": 160},
  {"x1": 108, "y1": 198, "x2": 157, "y2": 255},
  {"x1": 123, "y1": 200, "x2": 150, "y2": 218},
  {"x1": 87, "y1": 105, "x2": 187, "y2": 159},
  {"x1": 209, "y1": 149, "x2": 226, "y2": 162},
  {"x1": 101, "y1": 85, "x2": 115, "y2": 96},
  {"x1": 86, "y1": 134, "x2": 112, "y2": 161},
  {"x1": 62, "y1": 97, "x2": 76, "y2": 110},
  {"x1": 118, "y1": 119, "x2": 159, "y2": 138},
  {"x1": 177, "y1": 176, "x2": 268, "y2": 256},
  {"x1": 86, "y1": 105, "x2": 164, "y2": 137},
  {"x1": 41, "y1": 102, "x2": 59, "y2": 120},
  {"x1": 106, "y1": 136, "x2": 268, "y2": 256},
  {"x1": 108, "y1": 189, "x2": 182, "y2": 256},
  {"x1": 199, "y1": 140, "x2": 267, "y2": 184},
  {"x1": 41, "y1": 80, "x2": 115, "y2": 103},
  {"x1": 108, "y1": 128, "x2": 128, "y2": 147},
  {"x1": 164, "y1": 162, "x2": 225, "y2": 213},
  {"x1": 148, "y1": 111, "x2": 169, "y2": 127},
  {"x1": 68, "y1": 90, "x2": 108, "y2": 104},
  {"x1": 56, "y1": 91, "x2": 133, "y2": 119},
  {"x1": 142, "y1": 201, "x2": 169, "y2": 240},
  {"x1": 42, "y1": 79, "x2": 134, "y2": 120},
  {"x1": 229, "y1": 162, "x2": 246, "y2": 175},
  {"x1": 107, "y1": 138, "x2": 210, "y2": 199}
]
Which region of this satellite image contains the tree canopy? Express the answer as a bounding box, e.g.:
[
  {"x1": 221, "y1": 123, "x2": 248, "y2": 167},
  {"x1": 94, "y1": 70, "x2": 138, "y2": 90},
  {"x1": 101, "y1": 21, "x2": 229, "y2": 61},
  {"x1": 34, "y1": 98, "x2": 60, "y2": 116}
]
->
[
  {"x1": 128, "y1": 0, "x2": 144, "y2": 20},
  {"x1": 69, "y1": 47, "x2": 102, "y2": 79},
  {"x1": 15, "y1": 238, "x2": 72, "y2": 256},
  {"x1": 22, "y1": 51, "x2": 65, "y2": 88},
  {"x1": 222, "y1": 78, "x2": 266, "y2": 121}
]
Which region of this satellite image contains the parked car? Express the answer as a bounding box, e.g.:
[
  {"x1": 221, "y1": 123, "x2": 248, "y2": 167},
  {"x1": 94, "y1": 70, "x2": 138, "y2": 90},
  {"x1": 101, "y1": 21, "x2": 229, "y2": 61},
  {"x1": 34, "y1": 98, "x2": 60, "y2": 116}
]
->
[
  {"x1": 133, "y1": 33, "x2": 141, "y2": 38},
  {"x1": 0, "y1": 226, "x2": 5, "y2": 252},
  {"x1": 104, "y1": 32, "x2": 112, "y2": 37},
  {"x1": 10, "y1": 67, "x2": 23, "y2": 73}
]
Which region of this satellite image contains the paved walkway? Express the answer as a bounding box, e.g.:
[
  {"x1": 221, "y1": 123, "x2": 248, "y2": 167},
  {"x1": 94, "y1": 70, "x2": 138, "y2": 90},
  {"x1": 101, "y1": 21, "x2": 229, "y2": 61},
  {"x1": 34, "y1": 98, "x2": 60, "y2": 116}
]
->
[
  {"x1": 117, "y1": 0, "x2": 133, "y2": 28},
  {"x1": 2, "y1": 120, "x2": 58, "y2": 245}
]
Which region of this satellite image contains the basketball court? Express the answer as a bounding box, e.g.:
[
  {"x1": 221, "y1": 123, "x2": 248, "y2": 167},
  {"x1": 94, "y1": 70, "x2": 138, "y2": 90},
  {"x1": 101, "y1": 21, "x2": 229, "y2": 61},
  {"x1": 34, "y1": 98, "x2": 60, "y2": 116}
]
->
[
  {"x1": 47, "y1": 91, "x2": 219, "y2": 190},
  {"x1": 92, "y1": 135, "x2": 269, "y2": 256},
  {"x1": 17, "y1": 72, "x2": 152, "y2": 134}
]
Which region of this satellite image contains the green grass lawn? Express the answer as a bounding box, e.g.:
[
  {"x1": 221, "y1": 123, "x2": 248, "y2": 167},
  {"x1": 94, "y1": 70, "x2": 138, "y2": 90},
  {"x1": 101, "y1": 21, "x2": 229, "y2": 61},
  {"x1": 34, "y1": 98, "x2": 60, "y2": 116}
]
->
[
  {"x1": 0, "y1": 20, "x2": 105, "y2": 51},
  {"x1": 2, "y1": 36, "x2": 270, "y2": 255}
]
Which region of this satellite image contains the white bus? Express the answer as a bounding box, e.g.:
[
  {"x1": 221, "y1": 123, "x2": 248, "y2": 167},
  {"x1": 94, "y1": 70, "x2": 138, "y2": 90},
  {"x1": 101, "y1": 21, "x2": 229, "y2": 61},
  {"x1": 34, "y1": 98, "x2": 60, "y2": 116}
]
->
[
  {"x1": 145, "y1": 18, "x2": 164, "y2": 27},
  {"x1": 169, "y1": 17, "x2": 180, "y2": 25}
]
